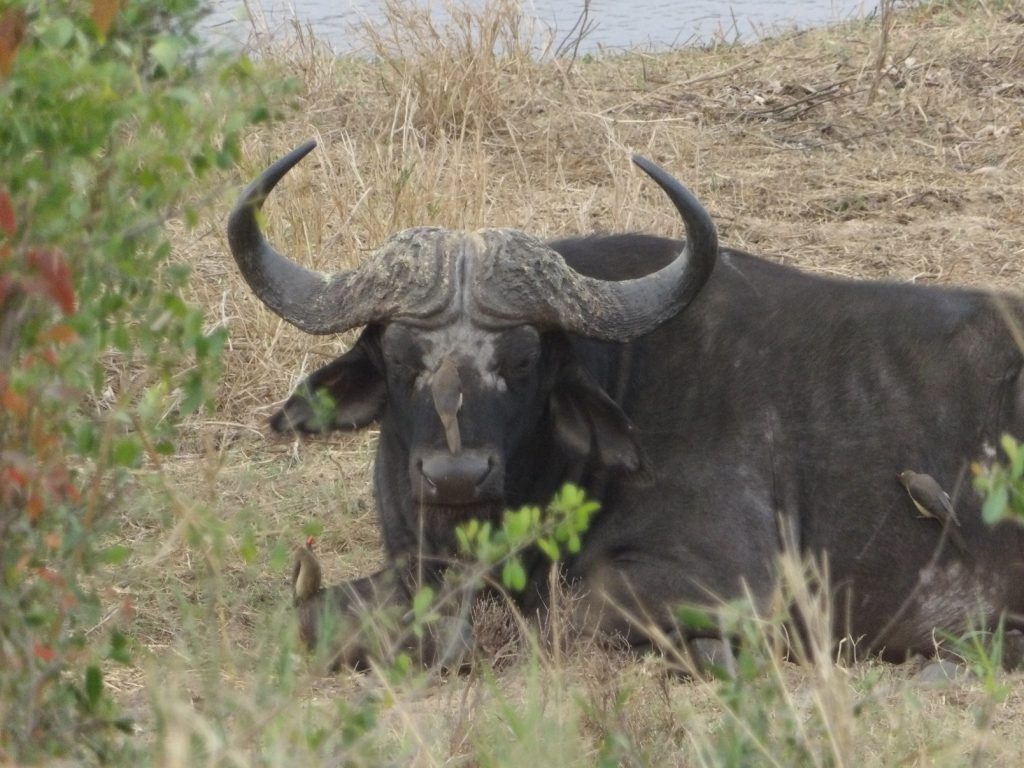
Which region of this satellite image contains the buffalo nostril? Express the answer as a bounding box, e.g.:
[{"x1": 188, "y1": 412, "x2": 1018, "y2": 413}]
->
[
  {"x1": 416, "y1": 460, "x2": 437, "y2": 488},
  {"x1": 475, "y1": 456, "x2": 498, "y2": 485},
  {"x1": 415, "y1": 450, "x2": 501, "y2": 505},
  {"x1": 416, "y1": 458, "x2": 437, "y2": 489}
]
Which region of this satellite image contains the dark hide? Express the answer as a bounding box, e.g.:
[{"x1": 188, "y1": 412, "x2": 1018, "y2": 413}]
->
[{"x1": 280, "y1": 233, "x2": 1024, "y2": 662}]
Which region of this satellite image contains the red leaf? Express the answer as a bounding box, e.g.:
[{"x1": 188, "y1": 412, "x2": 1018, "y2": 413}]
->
[
  {"x1": 0, "y1": 274, "x2": 15, "y2": 304},
  {"x1": 2, "y1": 466, "x2": 29, "y2": 487},
  {"x1": 34, "y1": 643, "x2": 56, "y2": 663},
  {"x1": 37, "y1": 567, "x2": 64, "y2": 586},
  {"x1": 0, "y1": 9, "x2": 26, "y2": 78},
  {"x1": 63, "y1": 481, "x2": 81, "y2": 503},
  {"x1": 26, "y1": 248, "x2": 75, "y2": 315},
  {"x1": 27, "y1": 491, "x2": 44, "y2": 520},
  {"x1": 0, "y1": 187, "x2": 14, "y2": 236},
  {"x1": 40, "y1": 323, "x2": 78, "y2": 345},
  {"x1": 1, "y1": 386, "x2": 28, "y2": 417},
  {"x1": 91, "y1": 0, "x2": 121, "y2": 38}
]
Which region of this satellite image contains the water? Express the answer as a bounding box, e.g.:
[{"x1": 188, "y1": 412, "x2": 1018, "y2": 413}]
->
[{"x1": 206, "y1": 0, "x2": 876, "y2": 53}]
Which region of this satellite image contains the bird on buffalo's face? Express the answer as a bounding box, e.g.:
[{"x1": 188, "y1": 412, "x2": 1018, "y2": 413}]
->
[
  {"x1": 292, "y1": 536, "x2": 323, "y2": 604},
  {"x1": 431, "y1": 356, "x2": 463, "y2": 455},
  {"x1": 897, "y1": 470, "x2": 970, "y2": 556}
]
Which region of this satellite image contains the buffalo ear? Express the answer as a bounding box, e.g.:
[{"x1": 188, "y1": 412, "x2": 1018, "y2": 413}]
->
[
  {"x1": 548, "y1": 366, "x2": 647, "y2": 476},
  {"x1": 270, "y1": 343, "x2": 385, "y2": 434}
]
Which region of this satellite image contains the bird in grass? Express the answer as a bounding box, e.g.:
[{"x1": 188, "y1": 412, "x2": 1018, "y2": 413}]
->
[
  {"x1": 897, "y1": 470, "x2": 970, "y2": 555},
  {"x1": 292, "y1": 536, "x2": 327, "y2": 651},
  {"x1": 292, "y1": 536, "x2": 323, "y2": 605}
]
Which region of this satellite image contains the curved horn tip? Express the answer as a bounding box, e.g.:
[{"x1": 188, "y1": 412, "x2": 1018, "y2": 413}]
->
[
  {"x1": 256, "y1": 139, "x2": 318, "y2": 191},
  {"x1": 630, "y1": 153, "x2": 661, "y2": 175},
  {"x1": 290, "y1": 141, "x2": 317, "y2": 162},
  {"x1": 631, "y1": 154, "x2": 682, "y2": 188},
  {"x1": 631, "y1": 152, "x2": 649, "y2": 168}
]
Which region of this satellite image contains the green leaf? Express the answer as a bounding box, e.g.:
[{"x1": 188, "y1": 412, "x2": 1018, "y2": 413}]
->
[
  {"x1": 412, "y1": 586, "x2": 435, "y2": 619},
  {"x1": 111, "y1": 324, "x2": 132, "y2": 351},
  {"x1": 677, "y1": 605, "x2": 717, "y2": 632},
  {"x1": 41, "y1": 18, "x2": 77, "y2": 49},
  {"x1": 502, "y1": 559, "x2": 527, "y2": 592},
  {"x1": 111, "y1": 437, "x2": 142, "y2": 467},
  {"x1": 98, "y1": 545, "x2": 131, "y2": 565},
  {"x1": 504, "y1": 508, "x2": 528, "y2": 540},
  {"x1": 537, "y1": 538, "x2": 560, "y2": 562},
  {"x1": 239, "y1": 530, "x2": 257, "y2": 565},
  {"x1": 150, "y1": 35, "x2": 187, "y2": 72},
  {"x1": 179, "y1": 370, "x2": 206, "y2": 415},
  {"x1": 982, "y1": 485, "x2": 1009, "y2": 525},
  {"x1": 301, "y1": 520, "x2": 324, "y2": 538},
  {"x1": 1004, "y1": 434, "x2": 1024, "y2": 480},
  {"x1": 567, "y1": 533, "x2": 581, "y2": 554},
  {"x1": 393, "y1": 653, "x2": 412, "y2": 676},
  {"x1": 108, "y1": 630, "x2": 132, "y2": 665},
  {"x1": 85, "y1": 665, "x2": 103, "y2": 708},
  {"x1": 269, "y1": 541, "x2": 290, "y2": 571},
  {"x1": 75, "y1": 422, "x2": 99, "y2": 455}
]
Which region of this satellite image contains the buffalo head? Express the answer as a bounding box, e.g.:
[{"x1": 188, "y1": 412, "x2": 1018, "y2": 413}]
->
[{"x1": 227, "y1": 142, "x2": 717, "y2": 562}]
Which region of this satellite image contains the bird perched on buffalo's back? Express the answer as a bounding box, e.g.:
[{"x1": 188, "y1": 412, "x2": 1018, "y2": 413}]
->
[{"x1": 897, "y1": 470, "x2": 970, "y2": 557}]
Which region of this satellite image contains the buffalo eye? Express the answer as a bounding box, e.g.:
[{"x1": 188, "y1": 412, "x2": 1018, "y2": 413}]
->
[
  {"x1": 390, "y1": 359, "x2": 420, "y2": 382},
  {"x1": 501, "y1": 352, "x2": 538, "y2": 382},
  {"x1": 384, "y1": 350, "x2": 424, "y2": 385}
]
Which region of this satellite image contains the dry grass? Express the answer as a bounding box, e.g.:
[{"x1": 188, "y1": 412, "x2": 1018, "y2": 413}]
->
[{"x1": 102, "y1": 1, "x2": 1024, "y2": 764}]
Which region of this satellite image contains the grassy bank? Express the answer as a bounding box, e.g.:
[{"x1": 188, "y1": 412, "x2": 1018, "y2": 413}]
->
[{"x1": 112, "y1": 1, "x2": 1024, "y2": 764}]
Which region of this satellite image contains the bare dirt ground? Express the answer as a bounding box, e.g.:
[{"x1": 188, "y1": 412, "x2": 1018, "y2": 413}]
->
[{"x1": 112, "y1": 2, "x2": 1024, "y2": 764}]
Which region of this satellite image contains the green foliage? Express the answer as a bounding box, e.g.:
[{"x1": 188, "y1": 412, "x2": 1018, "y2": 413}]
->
[
  {"x1": 0, "y1": 0, "x2": 275, "y2": 760},
  {"x1": 678, "y1": 562, "x2": 858, "y2": 768},
  {"x1": 943, "y1": 618, "x2": 1009, "y2": 698},
  {"x1": 698, "y1": 605, "x2": 800, "y2": 766},
  {"x1": 455, "y1": 483, "x2": 600, "y2": 591},
  {"x1": 939, "y1": 616, "x2": 1012, "y2": 753},
  {"x1": 972, "y1": 434, "x2": 1024, "y2": 526}
]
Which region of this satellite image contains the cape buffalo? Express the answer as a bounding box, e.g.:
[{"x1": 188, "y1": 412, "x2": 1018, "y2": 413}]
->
[{"x1": 228, "y1": 141, "x2": 1024, "y2": 666}]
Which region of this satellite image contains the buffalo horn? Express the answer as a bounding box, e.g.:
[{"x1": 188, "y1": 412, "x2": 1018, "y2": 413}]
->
[
  {"x1": 471, "y1": 155, "x2": 717, "y2": 341},
  {"x1": 227, "y1": 141, "x2": 451, "y2": 334},
  {"x1": 229, "y1": 144, "x2": 717, "y2": 341}
]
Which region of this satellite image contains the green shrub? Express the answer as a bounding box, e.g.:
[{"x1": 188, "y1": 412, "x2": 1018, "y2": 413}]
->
[
  {"x1": 972, "y1": 434, "x2": 1024, "y2": 526},
  {"x1": 0, "y1": 1, "x2": 273, "y2": 760}
]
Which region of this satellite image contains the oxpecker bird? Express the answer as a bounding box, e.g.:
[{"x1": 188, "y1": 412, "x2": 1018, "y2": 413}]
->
[
  {"x1": 431, "y1": 356, "x2": 463, "y2": 454},
  {"x1": 292, "y1": 536, "x2": 323, "y2": 604},
  {"x1": 898, "y1": 470, "x2": 969, "y2": 555}
]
